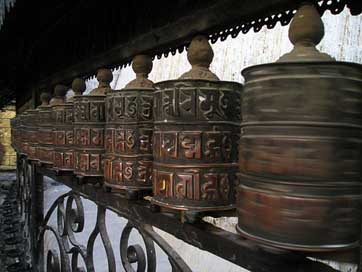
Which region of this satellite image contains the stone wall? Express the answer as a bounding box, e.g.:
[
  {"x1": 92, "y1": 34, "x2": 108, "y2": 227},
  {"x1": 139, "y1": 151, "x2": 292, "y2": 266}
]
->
[{"x1": 0, "y1": 105, "x2": 16, "y2": 170}]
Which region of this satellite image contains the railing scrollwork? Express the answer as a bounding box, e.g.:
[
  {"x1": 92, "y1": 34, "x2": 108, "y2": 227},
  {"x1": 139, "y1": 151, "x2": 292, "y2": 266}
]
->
[{"x1": 36, "y1": 188, "x2": 192, "y2": 272}]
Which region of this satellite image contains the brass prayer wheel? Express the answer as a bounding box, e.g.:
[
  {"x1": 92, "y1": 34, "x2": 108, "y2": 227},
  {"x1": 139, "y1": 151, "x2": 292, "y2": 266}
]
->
[
  {"x1": 36, "y1": 92, "x2": 55, "y2": 166},
  {"x1": 104, "y1": 55, "x2": 154, "y2": 198},
  {"x1": 21, "y1": 110, "x2": 33, "y2": 157},
  {"x1": 236, "y1": 3, "x2": 362, "y2": 251},
  {"x1": 152, "y1": 36, "x2": 242, "y2": 211},
  {"x1": 52, "y1": 85, "x2": 75, "y2": 172},
  {"x1": 74, "y1": 69, "x2": 112, "y2": 179},
  {"x1": 27, "y1": 108, "x2": 40, "y2": 161}
]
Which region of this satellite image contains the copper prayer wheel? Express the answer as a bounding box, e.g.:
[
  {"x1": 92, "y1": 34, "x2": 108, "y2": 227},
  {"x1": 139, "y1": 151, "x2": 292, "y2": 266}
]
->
[
  {"x1": 27, "y1": 107, "x2": 40, "y2": 161},
  {"x1": 152, "y1": 36, "x2": 242, "y2": 211},
  {"x1": 36, "y1": 92, "x2": 55, "y2": 166},
  {"x1": 104, "y1": 55, "x2": 154, "y2": 198},
  {"x1": 236, "y1": 3, "x2": 362, "y2": 252},
  {"x1": 52, "y1": 85, "x2": 75, "y2": 172},
  {"x1": 73, "y1": 69, "x2": 112, "y2": 179},
  {"x1": 19, "y1": 110, "x2": 30, "y2": 156}
]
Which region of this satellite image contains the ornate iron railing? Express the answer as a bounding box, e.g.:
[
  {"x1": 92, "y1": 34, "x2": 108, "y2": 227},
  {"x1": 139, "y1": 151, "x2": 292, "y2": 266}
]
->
[
  {"x1": 15, "y1": 155, "x2": 349, "y2": 272},
  {"x1": 37, "y1": 191, "x2": 192, "y2": 272}
]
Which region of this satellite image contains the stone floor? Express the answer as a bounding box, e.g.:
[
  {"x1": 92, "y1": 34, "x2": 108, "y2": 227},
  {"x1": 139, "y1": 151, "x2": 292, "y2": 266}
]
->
[{"x1": 0, "y1": 170, "x2": 31, "y2": 272}]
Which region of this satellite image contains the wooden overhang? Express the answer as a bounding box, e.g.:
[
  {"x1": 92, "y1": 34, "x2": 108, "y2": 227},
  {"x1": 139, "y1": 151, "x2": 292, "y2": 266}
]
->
[{"x1": 0, "y1": 0, "x2": 361, "y2": 110}]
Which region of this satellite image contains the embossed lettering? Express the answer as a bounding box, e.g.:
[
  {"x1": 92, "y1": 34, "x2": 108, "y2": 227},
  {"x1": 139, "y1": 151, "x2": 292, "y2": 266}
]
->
[
  {"x1": 180, "y1": 132, "x2": 201, "y2": 159},
  {"x1": 161, "y1": 132, "x2": 178, "y2": 158}
]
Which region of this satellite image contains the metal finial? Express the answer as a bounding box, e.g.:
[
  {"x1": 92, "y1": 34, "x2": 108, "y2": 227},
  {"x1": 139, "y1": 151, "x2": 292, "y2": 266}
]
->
[
  {"x1": 179, "y1": 35, "x2": 219, "y2": 80},
  {"x1": 125, "y1": 55, "x2": 154, "y2": 88},
  {"x1": 72, "y1": 78, "x2": 86, "y2": 96},
  {"x1": 278, "y1": 2, "x2": 334, "y2": 62},
  {"x1": 89, "y1": 68, "x2": 113, "y2": 95},
  {"x1": 50, "y1": 84, "x2": 67, "y2": 105},
  {"x1": 39, "y1": 92, "x2": 51, "y2": 107}
]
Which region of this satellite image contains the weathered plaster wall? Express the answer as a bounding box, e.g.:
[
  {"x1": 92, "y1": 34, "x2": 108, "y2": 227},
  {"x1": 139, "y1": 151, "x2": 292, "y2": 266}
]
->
[{"x1": 0, "y1": 105, "x2": 16, "y2": 170}]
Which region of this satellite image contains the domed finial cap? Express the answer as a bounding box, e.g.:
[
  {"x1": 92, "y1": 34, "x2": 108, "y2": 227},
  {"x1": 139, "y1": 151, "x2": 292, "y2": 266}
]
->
[
  {"x1": 89, "y1": 68, "x2": 113, "y2": 95},
  {"x1": 40, "y1": 92, "x2": 51, "y2": 107},
  {"x1": 72, "y1": 78, "x2": 86, "y2": 96},
  {"x1": 278, "y1": 2, "x2": 334, "y2": 62},
  {"x1": 97, "y1": 68, "x2": 113, "y2": 87},
  {"x1": 125, "y1": 55, "x2": 154, "y2": 88},
  {"x1": 50, "y1": 84, "x2": 67, "y2": 105},
  {"x1": 180, "y1": 35, "x2": 219, "y2": 80},
  {"x1": 54, "y1": 84, "x2": 67, "y2": 97}
]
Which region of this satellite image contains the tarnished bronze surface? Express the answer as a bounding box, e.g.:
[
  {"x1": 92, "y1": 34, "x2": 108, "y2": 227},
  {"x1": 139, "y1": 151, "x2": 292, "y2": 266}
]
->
[
  {"x1": 73, "y1": 69, "x2": 112, "y2": 178},
  {"x1": 52, "y1": 85, "x2": 74, "y2": 172},
  {"x1": 152, "y1": 36, "x2": 242, "y2": 211},
  {"x1": 36, "y1": 92, "x2": 55, "y2": 166},
  {"x1": 26, "y1": 108, "x2": 39, "y2": 161},
  {"x1": 19, "y1": 110, "x2": 30, "y2": 156},
  {"x1": 236, "y1": 3, "x2": 362, "y2": 251},
  {"x1": 104, "y1": 55, "x2": 154, "y2": 197}
]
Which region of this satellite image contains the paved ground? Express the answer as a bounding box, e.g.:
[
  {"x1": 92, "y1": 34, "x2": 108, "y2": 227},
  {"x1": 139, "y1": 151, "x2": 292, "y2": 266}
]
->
[{"x1": 0, "y1": 171, "x2": 31, "y2": 272}]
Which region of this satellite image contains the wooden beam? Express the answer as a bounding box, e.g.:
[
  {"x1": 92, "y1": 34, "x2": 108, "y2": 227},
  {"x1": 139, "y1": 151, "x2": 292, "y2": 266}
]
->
[{"x1": 36, "y1": 0, "x2": 299, "y2": 89}]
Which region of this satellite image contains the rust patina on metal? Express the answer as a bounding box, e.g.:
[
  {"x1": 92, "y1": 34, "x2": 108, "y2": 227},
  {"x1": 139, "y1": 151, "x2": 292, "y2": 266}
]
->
[
  {"x1": 73, "y1": 69, "x2": 112, "y2": 181},
  {"x1": 17, "y1": 110, "x2": 29, "y2": 156},
  {"x1": 236, "y1": 3, "x2": 362, "y2": 252},
  {"x1": 52, "y1": 85, "x2": 75, "y2": 173},
  {"x1": 152, "y1": 35, "x2": 242, "y2": 212},
  {"x1": 26, "y1": 107, "x2": 39, "y2": 162},
  {"x1": 104, "y1": 55, "x2": 154, "y2": 199},
  {"x1": 36, "y1": 92, "x2": 55, "y2": 166}
]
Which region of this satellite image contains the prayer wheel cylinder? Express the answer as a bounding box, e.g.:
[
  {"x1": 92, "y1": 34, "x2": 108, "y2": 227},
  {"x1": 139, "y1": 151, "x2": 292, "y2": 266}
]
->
[
  {"x1": 104, "y1": 55, "x2": 153, "y2": 198},
  {"x1": 36, "y1": 93, "x2": 55, "y2": 166},
  {"x1": 236, "y1": 3, "x2": 362, "y2": 251},
  {"x1": 26, "y1": 108, "x2": 39, "y2": 161},
  {"x1": 74, "y1": 69, "x2": 112, "y2": 179},
  {"x1": 52, "y1": 85, "x2": 75, "y2": 172},
  {"x1": 152, "y1": 36, "x2": 242, "y2": 211},
  {"x1": 20, "y1": 110, "x2": 31, "y2": 156}
]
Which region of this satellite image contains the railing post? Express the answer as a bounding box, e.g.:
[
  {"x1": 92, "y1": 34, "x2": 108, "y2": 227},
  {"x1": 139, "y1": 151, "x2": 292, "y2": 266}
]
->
[{"x1": 32, "y1": 164, "x2": 44, "y2": 272}]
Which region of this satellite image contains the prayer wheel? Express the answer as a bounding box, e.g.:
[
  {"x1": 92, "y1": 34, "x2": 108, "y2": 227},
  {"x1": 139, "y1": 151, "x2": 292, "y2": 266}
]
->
[
  {"x1": 18, "y1": 110, "x2": 29, "y2": 156},
  {"x1": 10, "y1": 115, "x2": 19, "y2": 152},
  {"x1": 26, "y1": 108, "x2": 39, "y2": 161},
  {"x1": 152, "y1": 36, "x2": 242, "y2": 211},
  {"x1": 74, "y1": 69, "x2": 112, "y2": 179},
  {"x1": 52, "y1": 85, "x2": 75, "y2": 172},
  {"x1": 36, "y1": 92, "x2": 54, "y2": 166},
  {"x1": 104, "y1": 55, "x2": 154, "y2": 198},
  {"x1": 236, "y1": 3, "x2": 362, "y2": 251}
]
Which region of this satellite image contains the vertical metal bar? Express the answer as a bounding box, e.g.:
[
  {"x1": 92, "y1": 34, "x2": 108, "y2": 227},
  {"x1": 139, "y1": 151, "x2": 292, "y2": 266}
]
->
[{"x1": 32, "y1": 164, "x2": 44, "y2": 272}]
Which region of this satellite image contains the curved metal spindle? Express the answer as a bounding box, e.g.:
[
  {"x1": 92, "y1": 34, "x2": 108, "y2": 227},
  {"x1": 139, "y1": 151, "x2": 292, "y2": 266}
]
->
[
  {"x1": 120, "y1": 222, "x2": 156, "y2": 272},
  {"x1": 86, "y1": 205, "x2": 116, "y2": 272}
]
